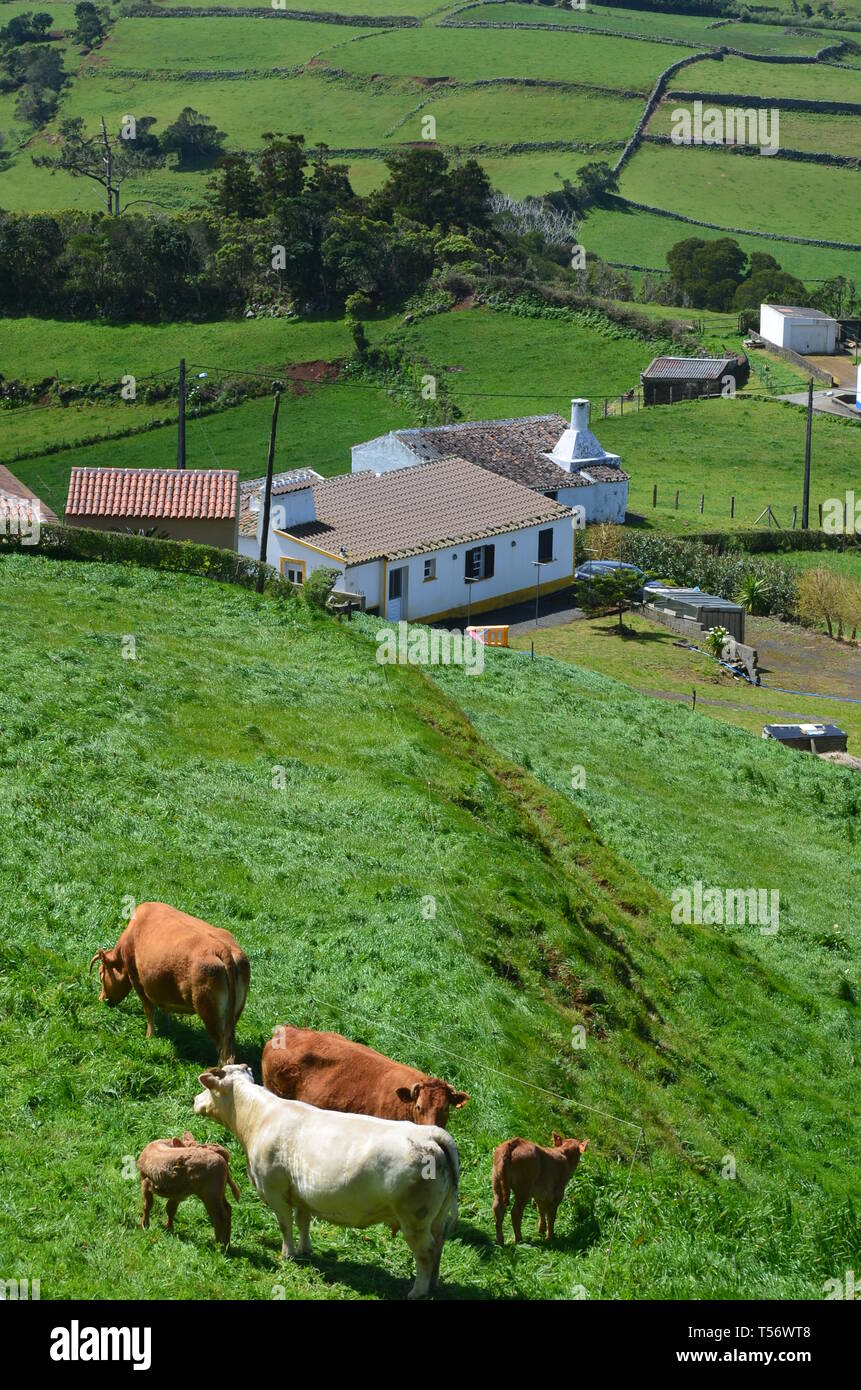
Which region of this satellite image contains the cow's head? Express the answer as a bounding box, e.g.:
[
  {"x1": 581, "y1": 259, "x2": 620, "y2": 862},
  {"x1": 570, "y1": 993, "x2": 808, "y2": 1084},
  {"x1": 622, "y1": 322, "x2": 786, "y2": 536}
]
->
[
  {"x1": 89, "y1": 947, "x2": 131, "y2": 1005},
  {"x1": 395, "y1": 1079, "x2": 470, "y2": 1128},
  {"x1": 194, "y1": 1063, "x2": 253, "y2": 1126},
  {"x1": 552, "y1": 1133, "x2": 589, "y2": 1174}
]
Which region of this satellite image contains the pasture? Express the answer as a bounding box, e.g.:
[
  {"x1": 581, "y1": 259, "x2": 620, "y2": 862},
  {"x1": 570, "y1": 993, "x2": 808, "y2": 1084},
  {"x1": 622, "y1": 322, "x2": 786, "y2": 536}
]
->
[
  {"x1": 648, "y1": 104, "x2": 861, "y2": 158},
  {"x1": 0, "y1": 553, "x2": 857, "y2": 1299}
]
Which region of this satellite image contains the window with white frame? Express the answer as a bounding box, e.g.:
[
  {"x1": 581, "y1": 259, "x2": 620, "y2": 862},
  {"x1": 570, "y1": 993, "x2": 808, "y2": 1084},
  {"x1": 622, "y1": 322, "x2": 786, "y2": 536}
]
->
[{"x1": 423, "y1": 557, "x2": 436, "y2": 581}]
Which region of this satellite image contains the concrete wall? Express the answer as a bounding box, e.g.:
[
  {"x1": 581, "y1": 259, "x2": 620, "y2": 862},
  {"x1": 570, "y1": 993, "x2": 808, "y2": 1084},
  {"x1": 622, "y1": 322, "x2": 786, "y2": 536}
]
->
[
  {"x1": 269, "y1": 515, "x2": 576, "y2": 621},
  {"x1": 351, "y1": 435, "x2": 417, "y2": 475},
  {"x1": 67, "y1": 514, "x2": 238, "y2": 550},
  {"x1": 557, "y1": 478, "x2": 628, "y2": 523}
]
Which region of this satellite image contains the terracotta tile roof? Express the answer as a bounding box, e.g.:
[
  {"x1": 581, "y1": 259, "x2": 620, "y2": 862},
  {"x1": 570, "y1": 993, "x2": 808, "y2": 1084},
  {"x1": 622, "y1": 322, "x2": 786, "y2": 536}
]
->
[
  {"x1": 392, "y1": 415, "x2": 627, "y2": 489},
  {"x1": 65, "y1": 468, "x2": 238, "y2": 521},
  {"x1": 239, "y1": 468, "x2": 323, "y2": 538},
  {"x1": 0, "y1": 465, "x2": 59, "y2": 524},
  {"x1": 283, "y1": 457, "x2": 572, "y2": 566}
]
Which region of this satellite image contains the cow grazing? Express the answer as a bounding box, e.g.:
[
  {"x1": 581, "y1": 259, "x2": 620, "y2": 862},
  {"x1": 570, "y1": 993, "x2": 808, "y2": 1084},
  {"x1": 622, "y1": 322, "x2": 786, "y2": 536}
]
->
[
  {"x1": 492, "y1": 1133, "x2": 589, "y2": 1246},
  {"x1": 89, "y1": 902, "x2": 250, "y2": 1062},
  {"x1": 261, "y1": 1025, "x2": 469, "y2": 1129},
  {"x1": 194, "y1": 1064, "x2": 460, "y2": 1298},
  {"x1": 137, "y1": 1132, "x2": 241, "y2": 1249}
]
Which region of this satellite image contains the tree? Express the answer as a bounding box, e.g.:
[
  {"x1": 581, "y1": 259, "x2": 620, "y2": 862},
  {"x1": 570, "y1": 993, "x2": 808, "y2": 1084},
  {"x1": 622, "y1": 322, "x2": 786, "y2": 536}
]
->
[
  {"x1": 32, "y1": 116, "x2": 153, "y2": 214},
  {"x1": 667, "y1": 236, "x2": 747, "y2": 311},
  {"x1": 321, "y1": 211, "x2": 434, "y2": 307},
  {"x1": 207, "y1": 154, "x2": 262, "y2": 219},
  {"x1": 548, "y1": 161, "x2": 618, "y2": 217},
  {"x1": 733, "y1": 266, "x2": 807, "y2": 311},
  {"x1": 258, "y1": 132, "x2": 306, "y2": 207},
  {"x1": 372, "y1": 147, "x2": 492, "y2": 231},
  {"x1": 814, "y1": 276, "x2": 859, "y2": 319},
  {"x1": 14, "y1": 82, "x2": 57, "y2": 126},
  {"x1": 73, "y1": 1, "x2": 106, "y2": 48},
  {"x1": 797, "y1": 566, "x2": 859, "y2": 640},
  {"x1": 0, "y1": 12, "x2": 54, "y2": 47},
  {"x1": 578, "y1": 567, "x2": 643, "y2": 633},
  {"x1": 4, "y1": 40, "x2": 65, "y2": 91},
  {"x1": 160, "y1": 107, "x2": 225, "y2": 167}
]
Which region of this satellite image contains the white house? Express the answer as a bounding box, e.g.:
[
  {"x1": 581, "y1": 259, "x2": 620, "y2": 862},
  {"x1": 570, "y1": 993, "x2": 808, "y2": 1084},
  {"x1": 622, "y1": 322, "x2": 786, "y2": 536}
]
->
[
  {"x1": 759, "y1": 304, "x2": 839, "y2": 356},
  {"x1": 351, "y1": 399, "x2": 629, "y2": 524},
  {"x1": 252, "y1": 456, "x2": 577, "y2": 622}
]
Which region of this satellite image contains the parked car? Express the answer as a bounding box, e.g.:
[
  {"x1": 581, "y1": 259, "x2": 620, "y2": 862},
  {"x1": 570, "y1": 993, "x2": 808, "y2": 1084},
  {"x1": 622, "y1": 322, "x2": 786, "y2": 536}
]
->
[{"x1": 574, "y1": 560, "x2": 665, "y2": 601}]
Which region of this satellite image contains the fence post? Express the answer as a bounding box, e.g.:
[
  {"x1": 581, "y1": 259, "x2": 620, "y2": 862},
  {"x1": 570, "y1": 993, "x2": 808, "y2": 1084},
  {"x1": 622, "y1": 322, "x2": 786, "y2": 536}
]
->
[
  {"x1": 792, "y1": 505, "x2": 797, "y2": 529},
  {"x1": 700, "y1": 493, "x2": 704, "y2": 514},
  {"x1": 652, "y1": 484, "x2": 657, "y2": 508},
  {"x1": 818, "y1": 502, "x2": 822, "y2": 527},
  {"x1": 620, "y1": 395, "x2": 624, "y2": 416},
  {"x1": 675, "y1": 489, "x2": 679, "y2": 510},
  {"x1": 730, "y1": 495, "x2": 734, "y2": 518}
]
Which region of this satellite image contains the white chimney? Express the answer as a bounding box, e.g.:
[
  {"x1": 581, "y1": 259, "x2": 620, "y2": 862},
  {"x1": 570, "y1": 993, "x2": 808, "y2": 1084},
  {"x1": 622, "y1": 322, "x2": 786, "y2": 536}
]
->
[
  {"x1": 545, "y1": 396, "x2": 621, "y2": 474},
  {"x1": 268, "y1": 481, "x2": 317, "y2": 534}
]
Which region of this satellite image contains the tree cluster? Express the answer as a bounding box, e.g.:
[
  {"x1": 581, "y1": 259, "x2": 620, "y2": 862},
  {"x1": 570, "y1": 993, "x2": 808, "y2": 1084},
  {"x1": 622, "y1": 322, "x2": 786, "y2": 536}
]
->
[{"x1": 665, "y1": 237, "x2": 808, "y2": 312}]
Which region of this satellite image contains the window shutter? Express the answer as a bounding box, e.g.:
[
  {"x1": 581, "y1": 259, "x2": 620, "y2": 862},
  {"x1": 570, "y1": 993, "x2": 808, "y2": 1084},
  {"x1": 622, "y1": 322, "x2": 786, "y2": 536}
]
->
[{"x1": 484, "y1": 544, "x2": 495, "y2": 579}]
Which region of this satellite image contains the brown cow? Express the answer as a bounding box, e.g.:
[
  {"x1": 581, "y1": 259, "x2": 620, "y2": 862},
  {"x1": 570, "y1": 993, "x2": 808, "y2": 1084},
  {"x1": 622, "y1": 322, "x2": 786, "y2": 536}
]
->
[
  {"x1": 262, "y1": 1025, "x2": 469, "y2": 1129},
  {"x1": 137, "y1": 1132, "x2": 241, "y2": 1248},
  {"x1": 89, "y1": 902, "x2": 250, "y2": 1062},
  {"x1": 492, "y1": 1133, "x2": 589, "y2": 1246}
]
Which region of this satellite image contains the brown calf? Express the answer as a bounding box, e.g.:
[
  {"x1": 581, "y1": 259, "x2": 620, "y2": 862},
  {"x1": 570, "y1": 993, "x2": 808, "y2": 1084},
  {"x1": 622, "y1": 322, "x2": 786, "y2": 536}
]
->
[
  {"x1": 492, "y1": 1133, "x2": 589, "y2": 1246},
  {"x1": 137, "y1": 1132, "x2": 241, "y2": 1248},
  {"x1": 262, "y1": 1025, "x2": 469, "y2": 1129},
  {"x1": 90, "y1": 902, "x2": 250, "y2": 1062}
]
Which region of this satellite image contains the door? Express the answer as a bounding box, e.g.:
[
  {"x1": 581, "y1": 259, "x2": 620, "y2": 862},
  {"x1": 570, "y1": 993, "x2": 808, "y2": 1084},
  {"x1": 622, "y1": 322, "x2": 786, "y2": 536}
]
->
[{"x1": 388, "y1": 565, "x2": 407, "y2": 621}]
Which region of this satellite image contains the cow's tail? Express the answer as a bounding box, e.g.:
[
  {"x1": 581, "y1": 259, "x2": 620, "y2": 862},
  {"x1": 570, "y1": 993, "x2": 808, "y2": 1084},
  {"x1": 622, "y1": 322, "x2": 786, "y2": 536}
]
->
[
  {"x1": 219, "y1": 950, "x2": 238, "y2": 1063},
  {"x1": 433, "y1": 1130, "x2": 460, "y2": 1236},
  {"x1": 225, "y1": 1160, "x2": 242, "y2": 1203},
  {"x1": 492, "y1": 1139, "x2": 517, "y2": 1207}
]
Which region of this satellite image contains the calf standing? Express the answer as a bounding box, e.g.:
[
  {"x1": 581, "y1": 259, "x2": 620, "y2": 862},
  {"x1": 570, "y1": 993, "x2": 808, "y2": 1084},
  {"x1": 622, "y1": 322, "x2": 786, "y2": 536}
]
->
[
  {"x1": 137, "y1": 1132, "x2": 241, "y2": 1248},
  {"x1": 90, "y1": 902, "x2": 250, "y2": 1062},
  {"x1": 195, "y1": 1064, "x2": 459, "y2": 1298},
  {"x1": 492, "y1": 1133, "x2": 588, "y2": 1246},
  {"x1": 262, "y1": 1024, "x2": 469, "y2": 1128}
]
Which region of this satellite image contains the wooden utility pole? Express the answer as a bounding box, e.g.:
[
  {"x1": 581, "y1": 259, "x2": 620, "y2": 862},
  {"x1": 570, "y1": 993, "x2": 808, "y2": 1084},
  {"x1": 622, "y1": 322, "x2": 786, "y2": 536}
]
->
[
  {"x1": 257, "y1": 386, "x2": 282, "y2": 590},
  {"x1": 802, "y1": 377, "x2": 813, "y2": 529},
  {"x1": 177, "y1": 359, "x2": 186, "y2": 469}
]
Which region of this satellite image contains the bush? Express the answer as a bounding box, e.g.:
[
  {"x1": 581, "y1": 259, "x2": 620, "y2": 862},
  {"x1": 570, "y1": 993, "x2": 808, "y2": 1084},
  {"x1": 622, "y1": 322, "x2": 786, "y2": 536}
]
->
[
  {"x1": 303, "y1": 566, "x2": 341, "y2": 610},
  {"x1": 0, "y1": 523, "x2": 296, "y2": 600}
]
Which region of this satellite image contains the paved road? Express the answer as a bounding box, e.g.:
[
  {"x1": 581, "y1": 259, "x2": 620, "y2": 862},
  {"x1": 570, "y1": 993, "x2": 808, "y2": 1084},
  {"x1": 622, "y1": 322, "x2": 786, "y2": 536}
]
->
[
  {"x1": 434, "y1": 586, "x2": 586, "y2": 637},
  {"x1": 779, "y1": 389, "x2": 860, "y2": 421}
]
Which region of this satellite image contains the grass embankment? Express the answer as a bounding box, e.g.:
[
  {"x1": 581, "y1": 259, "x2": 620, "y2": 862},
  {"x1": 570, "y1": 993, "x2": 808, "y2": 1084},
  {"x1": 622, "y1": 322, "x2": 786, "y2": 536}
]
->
[{"x1": 0, "y1": 555, "x2": 857, "y2": 1298}]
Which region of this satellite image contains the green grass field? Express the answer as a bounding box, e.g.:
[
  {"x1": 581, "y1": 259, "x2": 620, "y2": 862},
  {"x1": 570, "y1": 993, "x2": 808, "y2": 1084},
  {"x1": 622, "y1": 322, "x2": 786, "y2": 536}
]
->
[
  {"x1": 88, "y1": 17, "x2": 377, "y2": 72},
  {"x1": 618, "y1": 145, "x2": 861, "y2": 246},
  {"x1": 648, "y1": 103, "x2": 861, "y2": 157},
  {"x1": 598, "y1": 397, "x2": 861, "y2": 533},
  {"x1": 668, "y1": 53, "x2": 861, "y2": 103},
  {"x1": 0, "y1": 553, "x2": 857, "y2": 1299},
  {"x1": 584, "y1": 203, "x2": 861, "y2": 283}
]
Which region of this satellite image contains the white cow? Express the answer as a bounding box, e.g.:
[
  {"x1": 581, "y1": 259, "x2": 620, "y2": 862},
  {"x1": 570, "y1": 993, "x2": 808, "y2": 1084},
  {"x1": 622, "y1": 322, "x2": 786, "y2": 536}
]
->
[{"x1": 193, "y1": 1064, "x2": 459, "y2": 1298}]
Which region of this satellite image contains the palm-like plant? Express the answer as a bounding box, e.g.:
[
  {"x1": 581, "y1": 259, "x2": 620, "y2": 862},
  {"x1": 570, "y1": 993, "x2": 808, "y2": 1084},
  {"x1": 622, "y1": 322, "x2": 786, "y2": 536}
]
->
[{"x1": 736, "y1": 572, "x2": 769, "y2": 615}]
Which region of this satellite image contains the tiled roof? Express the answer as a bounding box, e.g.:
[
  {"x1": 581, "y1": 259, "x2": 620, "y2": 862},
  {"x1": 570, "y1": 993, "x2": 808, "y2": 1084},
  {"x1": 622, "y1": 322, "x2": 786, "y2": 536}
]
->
[
  {"x1": 642, "y1": 356, "x2": 734, "y2": 381},
  {"x1": 239, "y1": 469, "x2": 323, "y2": 538},
  {"x1": 0, "y1": 465, "x2": 59, "y2": 524},
  {"x1": 283, "y1": 457, "x2": 572, "y2": 565},
  {"x1": 392, "y1": 415, "x2": 627, "y2": 490},
  {"x1": 65, "y1": 468, "x2": 238, "y2": 521}
]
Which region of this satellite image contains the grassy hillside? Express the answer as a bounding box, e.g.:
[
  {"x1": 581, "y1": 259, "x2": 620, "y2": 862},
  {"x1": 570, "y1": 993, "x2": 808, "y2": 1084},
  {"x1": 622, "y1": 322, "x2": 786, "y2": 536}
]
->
[{"x1": 0, "y1": 553, "x2": 857, "y2": 1300}]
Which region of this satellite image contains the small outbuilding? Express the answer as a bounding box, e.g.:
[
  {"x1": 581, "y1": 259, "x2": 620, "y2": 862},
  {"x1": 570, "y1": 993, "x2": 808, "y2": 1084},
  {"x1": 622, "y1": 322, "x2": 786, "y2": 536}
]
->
[
  {"x1": 759, "y1": 304, "x2": 839, "y2": 356},
  {"x1": 64, "y1": 467, "x2": 239, "y2": 550},
  {"x1": 763, "y1": 723, "x2": 848, "y2": 753},
  {"x1": 640, "y1": 355, "x2": 748, "y2": 405},
  {"x1": 646, "y1": 587, "x2": 746, "y2": 642}
]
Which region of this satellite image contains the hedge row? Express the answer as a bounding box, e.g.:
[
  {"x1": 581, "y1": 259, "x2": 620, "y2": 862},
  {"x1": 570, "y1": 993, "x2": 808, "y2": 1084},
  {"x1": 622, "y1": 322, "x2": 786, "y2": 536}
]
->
[
  {"x1": 0, "y1": 523, "x2": 296, "y2": 598},
  {"x1": 607, "y1": 195, "x2": 861, "y2": 253},
  {"x1": 619, "y1": 531, "x2": 801, "y2": 616},
  {"x1": 124, "y1": 5, "x2": 418, "y2": 24},
  {"x1": 671, "y1": 87, "x2": 861, "y2": 116},
  {"x1": 678, "y1": 529, "x2": 858, "y2": 555}
]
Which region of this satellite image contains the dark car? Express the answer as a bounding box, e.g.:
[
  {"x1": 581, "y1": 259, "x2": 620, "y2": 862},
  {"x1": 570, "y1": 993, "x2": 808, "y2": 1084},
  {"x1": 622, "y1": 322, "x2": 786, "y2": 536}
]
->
[{"x1": 574, "y1": 560, "x2": 665, "y2": 601}]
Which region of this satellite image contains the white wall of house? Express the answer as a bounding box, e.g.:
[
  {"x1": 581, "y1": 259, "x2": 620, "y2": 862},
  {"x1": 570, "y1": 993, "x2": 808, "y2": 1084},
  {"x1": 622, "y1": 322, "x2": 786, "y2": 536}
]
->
[
  {"x1": 266, "y1": 515, "x2": 575, "y2": 620},
  {"x1": 556, "y1": 477, "x2": 627, "y2": 523},
  {"x1": 760, "y1": 304, "x2": 838, "y2": 355},
  {"x1": 351, "y1": 435, "x2": 418, "y2": 475}
]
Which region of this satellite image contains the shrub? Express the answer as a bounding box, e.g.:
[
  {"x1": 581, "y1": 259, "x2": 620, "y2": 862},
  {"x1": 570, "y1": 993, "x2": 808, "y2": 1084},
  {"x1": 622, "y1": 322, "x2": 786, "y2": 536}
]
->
[{"x1": 303, "y1": 566, "x2": 341, "y2": 610}]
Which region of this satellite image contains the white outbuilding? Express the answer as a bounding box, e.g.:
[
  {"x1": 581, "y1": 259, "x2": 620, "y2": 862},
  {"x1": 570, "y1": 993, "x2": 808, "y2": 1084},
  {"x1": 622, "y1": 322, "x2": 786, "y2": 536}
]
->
[{"x1": 759, "y1": 304, "x2": 839, "y2": 356}]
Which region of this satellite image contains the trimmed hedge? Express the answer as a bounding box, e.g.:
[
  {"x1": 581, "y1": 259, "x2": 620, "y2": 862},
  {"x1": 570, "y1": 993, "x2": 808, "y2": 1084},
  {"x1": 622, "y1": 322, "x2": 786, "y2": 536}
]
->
[{"x1": 0, "y1": 524, "x2": 296, "y2": 599}]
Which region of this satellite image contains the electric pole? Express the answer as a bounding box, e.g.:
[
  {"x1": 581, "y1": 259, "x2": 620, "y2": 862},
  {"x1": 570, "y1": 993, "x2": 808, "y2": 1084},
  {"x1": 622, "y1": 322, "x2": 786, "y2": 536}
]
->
[
  {"x1": 802, "y1": 377, "x2": 813, "y2": 530},
  {"x1": 257, "y1": 385, "x2": 282, "y2": 591},
  {"x1": 177, "y1": 359, "x2": 186, "y2": 469}
]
